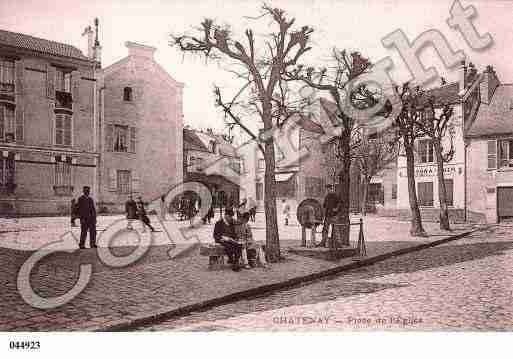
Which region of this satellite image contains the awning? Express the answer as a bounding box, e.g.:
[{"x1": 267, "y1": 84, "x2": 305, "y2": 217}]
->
[{"x1": 275, "y1": 173, "x2": 295, "y2": 182}]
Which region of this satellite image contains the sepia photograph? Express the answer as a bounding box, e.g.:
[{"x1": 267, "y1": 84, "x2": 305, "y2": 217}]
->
[{"x1": 0, "y1": 0, "x2": 511, "y2": 356}]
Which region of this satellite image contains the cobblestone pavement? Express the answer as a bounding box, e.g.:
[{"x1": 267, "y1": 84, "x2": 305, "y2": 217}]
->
[
  {"x1": 0, "y1": 213, "x2": 476, "y2": 331},
  {"x1": 143, "y1": 225, "x2": 513, "y2": 331}
]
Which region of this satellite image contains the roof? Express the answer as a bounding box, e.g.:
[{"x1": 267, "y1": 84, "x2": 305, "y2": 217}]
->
[
  {"x1": 421, "y1": 82, "x2": 460, "y2": 106},
  {"x1": 466, "y1": 84, "x2": 513, "y2": 137},
  {"x1": 0, "y1": 29, "x2": 90, "y2": 61},
  {"x1": 183, "y1": 128, "x2": 209, "y2": 152}
]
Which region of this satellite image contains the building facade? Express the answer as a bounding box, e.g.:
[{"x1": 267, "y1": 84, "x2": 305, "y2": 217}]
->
[
  {"x1": 183, "y1": 127, "x2": 241, "y2": 207},
  {"x1": 0, "y1": 27, "x2": 101, "y2": 215},
  {"x1": 99, "y1": 42, "x2": 183, "y2": 212}
]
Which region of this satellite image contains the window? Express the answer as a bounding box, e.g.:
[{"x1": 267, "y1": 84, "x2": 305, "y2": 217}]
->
[
  {"x1": 117, "y1": 170, "x2": 132, "y2": 194},
  {"x1": 54, "y1": 157, "x2": 72, "y2": 195},
  {"x1": 498, "y1": 139, "x2": 513, "y2": 168},
  {"x1": 55, "y1": 68, "x2": 71, "y2": 93},
  {"x1": 114, "y1": 125, "x2": 128, "y2": 152},
  {"x1": 487, "y1": 140, "x2": 497, "y2": 169},
  {"x1": 0, "y1": 155, "x2": 15, "y2": 187},
  {"x1": 129, "y1": 127, "x2": 136, "y2": 153},
  {"x1": 55, "y1": 113, "x2": 72, "y2": 146},
  {"x1": 258, "y1": 158, "x2": 265, "y2": 170},
  {"x1": 418, "y1": 139, "x2": 434, "y2": 163},
  {"x1": 0, "y1": 104, "x2": 15, "y2": 142},
  {"x1": 123, "y1": 87, "x2": 133, "y2": 101},
  {"x1": 305, "y1": 176, "x2": 324, "y2": 197},
  {"x1": 417, "y1": 182, "x2": 434, "y2": 207},
  {"x1": 0, "y1": 59, "x2": 14, "y2": 92},
  {"x1": 391, "y1": 184, "x2": 397, "y2": 200},
  {"x1": 444, "y1": 179, "x2": 454, "y2": 206},
  {"x1": 256, "y1": 182, "x2": 263, "y2": 201},
  {"x1": 210, "y1": 140, "x2": 217, "y2": 154}
]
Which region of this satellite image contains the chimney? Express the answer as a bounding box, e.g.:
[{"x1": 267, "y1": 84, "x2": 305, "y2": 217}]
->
[
  {"x1": 81, "y1": 25, "x2": 94, "y2": 59},
  {"x1": 458, "y1": 60, "x2": 467, "y2": 92},
  {"x1": 125, "y1": 41, "x2": 157, "y2": 60},
  {"x1": 480, "y1": 65, "x2": 500, "y2": 104},
  {"x1": 92, "y1": 18, "x2": 102, "y2": 63}
]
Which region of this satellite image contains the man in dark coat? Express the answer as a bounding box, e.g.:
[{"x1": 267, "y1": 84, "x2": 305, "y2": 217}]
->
[
  {"x1": 213, "y1": 208, "x2": 242, "y2": 271},
  {"x1": 136, "y1": 196, "x2": 155, "y2": 232},
  {"x1": 125, "y1": 196, "x2": 138, "y2": 230},
  {"x1": 77, "y1": 186, "x2": 97, "y2": 249},
  {"x1": 318, "y1": 184, "x2": 340, "y2": 248}
]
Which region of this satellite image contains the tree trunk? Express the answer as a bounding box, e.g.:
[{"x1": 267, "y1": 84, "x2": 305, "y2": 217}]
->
[
  {"x1": 262, "y1": 116, "x2": 280, "y2": 262},
  {"x1": 331, "y1": 136, "x2": 351, "y2": 248},
  {"x1": 361, "y1": 176, "x2": 369, "y2": 217},
  {"x1": 434, "y1": 141, "x2": 451, "y2": 231},
  {"x1": 405, "y1": 144, "x2": 427, "y2": 237}
]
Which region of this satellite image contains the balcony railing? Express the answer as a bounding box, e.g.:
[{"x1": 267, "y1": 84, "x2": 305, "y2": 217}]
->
[
  {"x1": 55, "y1": 91, "x2": 73, "y2": 109},
  {"x1": 0, "y1": 83, "x2": 14, "y2": 93}
]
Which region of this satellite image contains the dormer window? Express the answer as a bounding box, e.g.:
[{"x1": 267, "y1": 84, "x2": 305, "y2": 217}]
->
[
  {"x1": 210, "y1": 140, "x2": 217, "y2": 154},
  {"x1": 123, "y1": 87, "x2": 133, "y2": 101}
]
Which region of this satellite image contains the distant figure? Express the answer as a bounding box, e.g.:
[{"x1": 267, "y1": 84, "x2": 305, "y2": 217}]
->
[
  {"x1": 77, "y1": 186, "x2": 97, "y2": 249},
  {"x1": 247, "y1": 197, "x2": 257, "y2": 222},
  {"x1": 125, "y1": 196, "x2": 138, "y2": 230},
  {"x1": 319, "y1": 184, "x2": 340, "y2": 248},
  {"x1": 136, "y1": 196, "x2": 155, "y2": 232},
  {"x1": 282, "y1": 199, "x2": 291, "y2": 226},
  {"x1": 159, "y1": 195, "x2": 167, "y2": 222},
  {"x1": 70, "y1": 198, "x2": 79, "y2": 227}
]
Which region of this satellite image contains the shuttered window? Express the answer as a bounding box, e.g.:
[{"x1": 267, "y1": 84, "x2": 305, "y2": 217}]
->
[
  {"x1": 256, "y1": 182, "x2": 263, "y2": 201},
  {"x1": 417, "y1": 182, "x2": 434, "y2": 207},
  {"x1": 55, "y1": 68, "x2": 71, "y2": 93},
  {"x1": 0, "y1": 155, "x2": 15, "y2": 186},
  {"x1": 55, "y1": 113, "x2": 72, "y2": 146},
  {"x1": 0, "y1": 59, "x2": 14, "y2": 92},
  {"x1": 0, "y1": 104, "x2": 15, "y2": 142},
  {"x1": 487, "y1": 140, "x2": 497, "y2": 169},
  {"x1": 117, "y1": 170, "x2": 131, "y2": 194},
  {"x1": 129, "y1": 127, "x2": 137, "y2": 153},
  {"x1": 54, "y1": 157, "x2": 72, "y2": 186}
]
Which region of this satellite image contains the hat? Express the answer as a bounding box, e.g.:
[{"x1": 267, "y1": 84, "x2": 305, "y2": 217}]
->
[{"x1": 225, "y1": 208, "x2": 234, "y2": 216}]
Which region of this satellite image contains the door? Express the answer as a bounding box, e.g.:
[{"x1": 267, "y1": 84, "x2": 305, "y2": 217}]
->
[{"x1": 497, "y1": 187, "x2": 513, "y2": 221}]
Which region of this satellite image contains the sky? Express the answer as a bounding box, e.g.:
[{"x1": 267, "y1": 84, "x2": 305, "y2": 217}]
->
[{"x1": 1, "y1": 0, "x2": 512, "y2": 137}]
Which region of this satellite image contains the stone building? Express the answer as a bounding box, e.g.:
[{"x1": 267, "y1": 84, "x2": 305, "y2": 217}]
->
[
  {"x1": 466, "y1": 66, "x2": 513, "y2": 223},
  {"x1": 99, "y1": 42, "x2": 183, "y2": 212},
  {"x1": 183, "y1": 127, "x2": 241, "y2": 207},
  {"x1": 0, "y1": 26, "x2": 101, "y2": 215}
]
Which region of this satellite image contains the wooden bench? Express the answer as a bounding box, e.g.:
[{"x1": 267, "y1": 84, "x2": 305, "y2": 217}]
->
[{"x1": 199, "y1": 244, "x2": 226, "y2": 270}]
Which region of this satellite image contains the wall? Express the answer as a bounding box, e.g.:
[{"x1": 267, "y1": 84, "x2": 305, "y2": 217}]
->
[{"x1": 100, "y1": 49, "x2": 183, "y2": 212}]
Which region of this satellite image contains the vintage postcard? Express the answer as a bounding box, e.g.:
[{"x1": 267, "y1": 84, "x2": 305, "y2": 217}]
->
[{"x1": 0, "y1": 0, "x2": 511, "y2": 355}]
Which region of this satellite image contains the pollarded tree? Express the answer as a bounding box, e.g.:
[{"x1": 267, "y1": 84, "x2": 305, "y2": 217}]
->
[
  {"x1": 171, "y1": 5, "x2": 314, "y2": 261},
  {"x1": 285, "y1": 50, "x2": 391, "y2": 248},
  {"x1": 353, "y1": 127, "x2": 399, "y2": 216},
  {"x1": 417, "y1": 96, "x2": 455, "y2": 231}
]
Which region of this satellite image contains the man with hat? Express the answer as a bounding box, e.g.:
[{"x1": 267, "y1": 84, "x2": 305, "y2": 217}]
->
[
  {"x1": 318, "y1": 183, "x2": 340, "y2": 248},
  {"x1": 77, "y1": 186, "x2": 97, "y2": 249},
  {"x1": 213, "y1": 207, "x2": 242, "y2": 271}
]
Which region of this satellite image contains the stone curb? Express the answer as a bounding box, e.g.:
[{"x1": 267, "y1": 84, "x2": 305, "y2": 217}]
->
[{"x1": 98, "y1": 227, "x2": 482, "y2": 332}]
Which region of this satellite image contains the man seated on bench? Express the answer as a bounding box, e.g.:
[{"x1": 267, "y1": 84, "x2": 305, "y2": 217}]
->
[{"x1": 213, "y1": 208, "x2": 242, "y2": 271}]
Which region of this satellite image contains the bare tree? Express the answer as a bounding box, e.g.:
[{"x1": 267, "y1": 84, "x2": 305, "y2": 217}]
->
[
  {"x1": 285, "y1": 50, "x2": 385, "y2": 248},
  {"x1": 393, "y1": 84, "x2": 428, "y2": 237},
  {"x1": 417, "y1": 97, "x2": 455, "y2": 231},
  {"x1": 171, "y1": 5, "x2": 313, "y2": 261},
  {"x1": 353, "y1": 127, "x2": 399, "y2": 216}
]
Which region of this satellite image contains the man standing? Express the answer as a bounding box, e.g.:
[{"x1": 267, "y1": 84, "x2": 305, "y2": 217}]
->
[
  {"x1": 77, "y1": 186, "x2": 97, "y2": 249},
  {"x1": 125, "y1": 196, "x2": 138, "y2": 230},
  {"x1": 318, "y1": 184, "x2": 340, "y2": 248},
  {"x1": 213, "y1": 208, "x2": 242, "y2": 271},
  {"x1": 136, "y1": 196, "x2": 156, "y2": 232}
]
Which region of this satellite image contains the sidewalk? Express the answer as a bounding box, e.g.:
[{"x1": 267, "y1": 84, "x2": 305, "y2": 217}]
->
[{"x1": 0, "y1": 214, "x2": 481, "y2": 331}]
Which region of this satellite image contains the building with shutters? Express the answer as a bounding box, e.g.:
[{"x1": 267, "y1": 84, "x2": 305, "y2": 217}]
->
[
  {"x1": 0, "y1": 26, "x2": 102, "y2": 215},
  {"x1": 99, "y1": 41, "x2": 183, "y2": 212},
  {"x1": 465, "y1": 66, "x2": 513, "y2": 223}
]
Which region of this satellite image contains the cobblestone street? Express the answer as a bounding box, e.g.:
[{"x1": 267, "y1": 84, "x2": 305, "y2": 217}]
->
[{"x1": 144, "y1": 225, "x2": 513, "y2": 331}]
